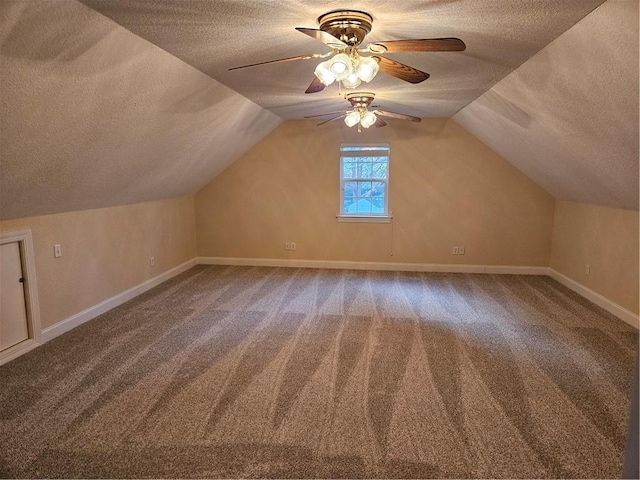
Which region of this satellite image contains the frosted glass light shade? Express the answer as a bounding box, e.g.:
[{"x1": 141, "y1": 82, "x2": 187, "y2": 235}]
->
[
  {"x1": 344, "y1": 111, "x2": 360, "y2": 127},
  {"x1": 314, "y1": 60, "x2": 336, "y2": 86},
  {"x1": 356, "y1": 56, "x2": 379, "y2": 83},
  {"x1": 360, "y1": 111, "x2": 377, "y2": 128},
  {"x1": 342, "y1": 72, "x2": 362, "y2": 89},
  {"x1": 329, "y1": 53, "x2": 353, "y2": 81}
]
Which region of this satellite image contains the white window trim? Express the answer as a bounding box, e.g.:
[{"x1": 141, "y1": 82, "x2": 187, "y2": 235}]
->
[
  {"x1": 339, "y1": 143, "x2": 390, "y2": 222},
  {"x1": 336, "y1": 214, "x2": 392, "y2": 223}
]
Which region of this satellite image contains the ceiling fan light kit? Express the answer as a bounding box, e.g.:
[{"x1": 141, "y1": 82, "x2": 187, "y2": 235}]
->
[
  {"x1": 360, "y1": 111, "x2": 378, "y2": 128},
  {"x1": 344, "y1": 111, "x2": 361, "y2": 127},
  {"x1": 313, "y1": 51, "x2": 379, "y2": 88},
  {"x1": 328, "y1": 53, "x2": 353, "y2": 80},
  {"x1": 313, "y1": 61, "x2": 336, "y2": 85},
  {"x1": 355, "y1": 56, "x2": 379, "y2": 82},
  {"x1": 341, "y1": 72, "x2": 362, "y2": 89}
]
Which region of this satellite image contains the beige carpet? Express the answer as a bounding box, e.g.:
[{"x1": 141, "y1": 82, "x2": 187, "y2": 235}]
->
[{"x1": 1, "y1": 265, "x2": 637, "y2": 478}]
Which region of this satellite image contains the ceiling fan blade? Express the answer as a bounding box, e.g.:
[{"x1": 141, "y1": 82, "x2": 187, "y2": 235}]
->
[
  {"x1": 372, "y1": 56, "x2": 430, "y2": 84},
  {"x1": 295, "y1": 27, "x2": 347, "y2": 49},
  {"x1": 229, "y1": 53, "x2": 325, "y2": 71},
  {"x1": 317, "y1": 115, "x2": 345, "y2": 126},
  {"x1": 368, "y1": 38, "x2": 466, "y2": 53},
  {"x1": 373, "y1": 117, "x2": 387, "y2": 128},
  {"x1": 305, "y1": 76, "x2": 326, "y2": 94},
  {"x1": 304, "y1": 110, "x2": 346, "y2": 118},
  {"x1": 374, "y1": 110, "x2": 422, "y2": 122}
]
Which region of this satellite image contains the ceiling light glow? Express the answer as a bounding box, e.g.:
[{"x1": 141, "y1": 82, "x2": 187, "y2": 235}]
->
[
  {"x1": 360, "y1": 111, "x2": 377, "y2": 128},
  {"x1": 344, "y1": 111, "x2": 361, "y2": 127},
  {"x1": 356, "y1": 56, "x2": 379, "y2": 83},
  {"x1": 329, "y1": 53, "x2": 353, "y2": 80},
  {"x1": 314, "y1": 60, "x2": 336, "y2": 86},
  {"x1": 314, "y1": 52, "x2": 380, "y2": 89},
  {"x1": 342, "y1": 72, "x2": 362, "y2": 89}
]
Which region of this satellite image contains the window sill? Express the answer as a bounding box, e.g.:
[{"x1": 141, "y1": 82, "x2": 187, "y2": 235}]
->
[{"x1": 336, "y1": 215, "x2": 392, "y2": 223}]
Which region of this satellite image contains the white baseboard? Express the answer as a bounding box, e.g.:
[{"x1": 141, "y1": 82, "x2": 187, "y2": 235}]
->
[
  {"x1": 197, "y1": 256, "x2": 548, "y2": 275},
  {"x1": 200, "y1": 257, "x2": 637, "y2": 328},
  {"x1": 548, "y1": 268, "x2": 639, "y2": 329},
  {"x1": 41, "y1": 258, "x2": 197, "y2": 343},
  {"x1": 27, "y1": 258, "x2": 637, "y2": 357}
]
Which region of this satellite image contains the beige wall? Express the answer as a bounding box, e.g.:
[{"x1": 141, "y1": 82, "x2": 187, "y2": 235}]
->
[
  {"x1": 550, "y1": 200, "x2": 639, "y2": 314},
  {"x1": 196, "y1": 119, "x2": 555, "y2": 266},
  {"x1": 0, "y1": 196, "x2": 197, "y2": 329}
]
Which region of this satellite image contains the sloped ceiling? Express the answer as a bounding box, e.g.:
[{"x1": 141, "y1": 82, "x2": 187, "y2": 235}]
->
[
  {"x1": 78, "y1": 0, "x2": 606, "y2": 119},
  {"x1": 454, "y1": 0, "x2": 639, "y2": 210},
  {"x1": 2, "y1": 0, "x2": 636, "y2": 220},
  {"x1": 0, "y1": 0, "x2": 282, "y2": 220}
]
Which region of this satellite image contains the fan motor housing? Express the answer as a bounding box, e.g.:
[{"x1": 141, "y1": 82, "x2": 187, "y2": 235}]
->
[
  {"x1": 318, "y1": 10, "x2": 373, "y2": 46},
  {"x1": 346, "y1": 92, "x2": 375, "y2": 108}
]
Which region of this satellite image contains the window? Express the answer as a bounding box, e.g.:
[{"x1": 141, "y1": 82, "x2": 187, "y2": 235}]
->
[{"x1": 339, "y1": 144, "x2": 390, "y2": 222}]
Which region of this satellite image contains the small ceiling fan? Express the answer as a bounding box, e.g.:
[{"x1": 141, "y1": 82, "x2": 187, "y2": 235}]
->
[
  {"x1": 229, "y1": 10, "x2": 465, "y2": 94},
  {"x1": 305, "y1": 92, "x2": 421, "y2": 132}
]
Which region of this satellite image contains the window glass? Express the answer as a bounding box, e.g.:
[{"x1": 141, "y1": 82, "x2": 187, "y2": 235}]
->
[{"x1": 339, "y1": 145, "x2": 389, "y2": 217}]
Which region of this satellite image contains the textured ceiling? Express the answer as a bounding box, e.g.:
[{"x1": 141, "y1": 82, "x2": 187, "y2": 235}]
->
[
  {"x1": 2, "y1": 0, "x2": 636, "y2": 221},
  {"x1": 0, "y1": 0, "x2": 281, "y2": 220},
  {"x1": 78, "y1": 0, "x2": 607, "y2": 119},
  {"x1": 454, "y1": 0, "x2": 639, "y2": 210}
]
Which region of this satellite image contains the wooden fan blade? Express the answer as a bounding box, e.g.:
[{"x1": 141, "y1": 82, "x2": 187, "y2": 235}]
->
[
  {"x1": 372, "y1": 56, "x2": 430, "y2": 84},
  {"x1": 373, "y1": 117, "x2": 387, "y2": 128},
  {"x1": 368, "y1": 38, "x2": 466, "y2": 53},
  {"x1": 295, "y1": 27, "x2": 347, "y2": 48},
  {"x1": 229, "y1": 53, "x2": 324, "y2": 71},
  {"x1": 374, "y1": 110, "x2": 422, "y2": 122},
  {"x1": 305, "y1": 76, "x2": 326, "y2": 94},
  {"x1": 304, "y1": 110, "x2": 346, "y2": 118},
  {"x1": 318, "y1": 115, "x2": 345, "y2": 126}
]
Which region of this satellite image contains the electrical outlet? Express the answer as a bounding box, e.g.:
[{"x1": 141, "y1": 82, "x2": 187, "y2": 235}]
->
[
  {"x1": 150, "y1": 255, "x2": 155, "y2": 267},
  {"x1": 459, "y1": 246, "x2": 465, "y2": 255},
  {"x1": 54, "y1": 244, "x2": 62, "y2": 258},
  {"x1": 585, "y1": 264, "x2": 590, "y2": 275},
  {"x1": 290, "y1": 242, "x2": 296, "y2": 251},
  {"x1": 452, "y1": 246, "x2": 459, "y2": 255}
]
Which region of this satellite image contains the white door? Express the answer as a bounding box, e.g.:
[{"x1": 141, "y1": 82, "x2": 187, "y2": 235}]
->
[{"x1": 0, "y1": 242, "x2": 29, "y2": 351}]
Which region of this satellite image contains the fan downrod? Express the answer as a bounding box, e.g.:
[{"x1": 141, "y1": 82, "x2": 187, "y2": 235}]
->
[{"x1": 318, "y1": 10, "x2": 373, "y2": 46}]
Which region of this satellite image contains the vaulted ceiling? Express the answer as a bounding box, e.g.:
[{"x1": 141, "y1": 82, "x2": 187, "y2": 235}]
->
[
  {"x1": 78, "y1": 0, "x2": 607, "y2": 119},
  {"x1": 455, "y1": 0, "x2": 638, "y2": 210},
  {"x1": 1, "y1": 0, "x2": 637, "y2": 220}
]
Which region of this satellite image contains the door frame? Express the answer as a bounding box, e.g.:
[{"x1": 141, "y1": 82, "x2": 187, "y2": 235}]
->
[{"x1": 0, "y1": 230, "x2": 42, "y2": 365}]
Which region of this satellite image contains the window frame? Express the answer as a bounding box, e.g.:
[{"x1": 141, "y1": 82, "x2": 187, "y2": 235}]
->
[{"x1": 338, "y1": 143, "x2": 391, "y2": 223}]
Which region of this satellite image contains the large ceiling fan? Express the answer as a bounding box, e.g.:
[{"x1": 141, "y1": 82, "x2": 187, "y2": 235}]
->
[
  {"x1": 230, "y1": 10, "x2": 466, "y2": 94},
  {"x1": 305, "y1": 92, "x2": 421, "y2": 132}
]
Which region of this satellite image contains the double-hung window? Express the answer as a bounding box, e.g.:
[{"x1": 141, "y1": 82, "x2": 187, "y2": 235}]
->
[{"x1": 338, "y1": 144, "x2": 390, "y2": 222}]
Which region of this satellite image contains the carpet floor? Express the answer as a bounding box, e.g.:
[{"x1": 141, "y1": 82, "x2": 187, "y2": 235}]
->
[{"x1": 1, "y1": 265, "x2": 637, "y2": 478}]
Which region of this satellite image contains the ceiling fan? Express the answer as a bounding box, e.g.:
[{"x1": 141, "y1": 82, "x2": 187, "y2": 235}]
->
[
  {"x1": 305, "y1": 92, "x2": 421, "y2": 132},
  {"x1": 229, "y1": 10, "x2": 466, "y2": 94}
]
